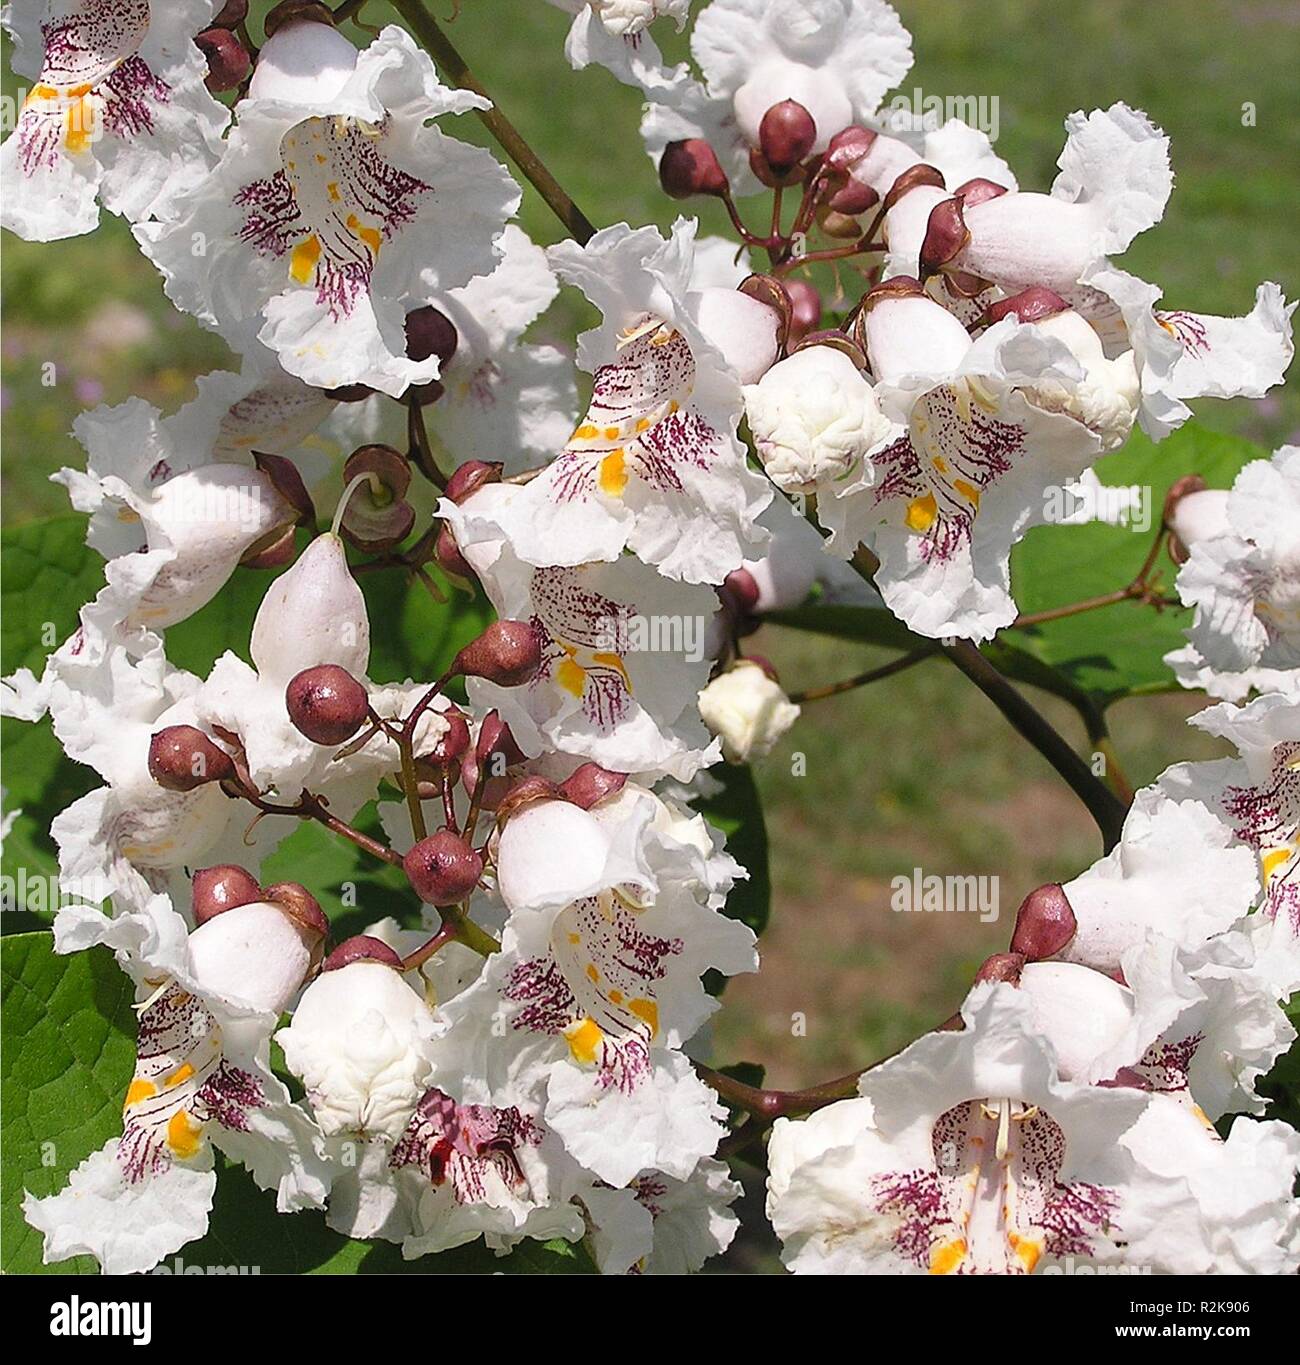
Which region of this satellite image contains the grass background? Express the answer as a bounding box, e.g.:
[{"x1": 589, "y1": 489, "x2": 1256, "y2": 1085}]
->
[{"x1": 2, "y1": 0, "x2": 1298, "y2": 1270}]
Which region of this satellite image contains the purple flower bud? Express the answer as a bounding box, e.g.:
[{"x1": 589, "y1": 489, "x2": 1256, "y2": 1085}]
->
[
  {"x1": 404, "y1": 305, "x2": 459, "y2": 366},
  {"x1": 454, "y1": 620, "x2": 542, "y2": 688},
  {"x1": 1009, "y1": 883, "x2": 1077, "y2": 961},
  {"x1": 404, "y1": 829, "x2": 484, "y2": 906},
  {"x1": 759, "y1": 100, "x2": 817, "y2": 176},
  {"x1": 192, "y1": 864, "x2": 262, "y2": 926},
  {"x1": 196, "y1": 26, "x2": 250, "y2": 92},
  {"x1": 286, "y1": 664, "x2": 370, "y2": 746},
  {"x1": 322, "y1": 934, "x2": 404, "y2": 972},
  {"x1": 659, "y1": 140, "x2": 729, "y2": 199},
  {"x1": 147, "y1": 725, "x2": 234, "y2": 791}
]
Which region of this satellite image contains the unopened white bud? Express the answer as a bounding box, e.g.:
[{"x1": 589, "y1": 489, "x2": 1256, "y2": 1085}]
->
[
  {"x1": 248, "y1": 19, "x2": 359, "y2": 105},
  {"x1": 187, "y1": 901, "x2": 316, "y2": 1015},
  {"x1": 691, "y1": 287, "x2": 781, "y2": 385},
  {"x1": 744, "y1": 347, "x2": 891, "y2": 494},
  {"x1": 250, "y1": 532, "x2": 369, "y2": 685},
  {"x1": 698, "y1": 660, "x2": 800, "y2": 763},
  {"x1": 277, "y1": 961, "x2": 437, "y2": 1141}
]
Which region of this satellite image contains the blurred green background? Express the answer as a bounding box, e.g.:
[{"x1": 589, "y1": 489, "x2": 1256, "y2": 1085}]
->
[{"x1": 2, "y1": 0, "x2": 1298, "y2": 1270}]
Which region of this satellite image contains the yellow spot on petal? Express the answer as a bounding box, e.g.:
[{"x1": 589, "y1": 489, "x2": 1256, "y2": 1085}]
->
[
  {"x1": 315, "y1": 153, "x2": 328, "y2": 164},
  {"x1": 931, "y1": 456, "x2": 949, "y2": 474},
  {"x1": 63, "y1": 92, "x2": 95, "y2": 155},
  {"x1": 1011, "y1": 1234, "x2": 1042, "y2": 1273},
  {"x1": 166, "y1": 1109, "x2": 204, "y2": 1161},
  {"x1": 345, "y1": 213, "x2": 382, "y2": 255},
  {"x1": 326, "y1": 180, "x2": 341, "y2": 201},
  {"x1": 599, "y1": 448, "x2": 628, "y2": 496},
  {"x1": 575, "y1": 424, "x2": 598, "y2": 440},
  {"x1": 635, "y1": 417, "x2": 650, "y2": 433},
  {"x1": 556, "y1": 656, "x2": 586, "y2": 697},
  {"x1": 929, "y1": 1238, "x2": 967, "y2": 1275},
  {"x1": 565, "y1": 1017, "x2": 604, "y2": 1065},
  {"x1": 163, "y1": 1062, "x2": 195, "y2": 1088},
  {"x1": 567, "y1": 932, "x2": 581, "y2": 945},
  {"x1": 586, "y1": 963, "x2": 600, "y2": 983},
  {"x1": 123, "y1": 1079, "x2": 157, "y2": 1111},
  {"x1": 1262, "y1": 846, "x2": 1291, "y2": 882},
  {"x1": 290, "y1": 233, "x2": 322, "y2": 285},
  {"x1": 608, "y1": 989, "x2": 624, "y2": 1005},
  {"x1": 952, "y1": 478, "x2": 981, "y2": 507},
  {"x1": 628, "y1": 997, "x2": 659, "y2": 1038},
  {"x1": 603, "y1": 426, "x2": 621, "y2": 441},
  {"x1": 905, "y1": 493, "x2": 938, "y2": 532}
]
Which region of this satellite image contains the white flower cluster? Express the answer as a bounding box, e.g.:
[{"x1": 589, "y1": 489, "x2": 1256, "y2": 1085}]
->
[{"x1": 1, "y1": 0, "x2": 1295, "y2": 1278}]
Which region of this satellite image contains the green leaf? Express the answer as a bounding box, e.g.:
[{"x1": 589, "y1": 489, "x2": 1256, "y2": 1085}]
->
[
  {"x1": 1009, "y1": 424, "x2": 1268, "y2": 703},
  {"x1": 1, "y1": 932, "x2": 137, "y2": 1274},
  {"x1": 697, "y1": 763, "x2": 771, "y2": 939},
  {"x1": 1, "y1": 517, "x2": 105, "y2": 896}
]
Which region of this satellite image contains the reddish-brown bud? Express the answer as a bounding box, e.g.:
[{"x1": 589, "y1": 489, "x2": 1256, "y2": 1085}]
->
[
  {"x1": 1009, "y1": 884, "x2": 1077, "y2": 961},
  {"x1": 196, "y1": 27, "x2": 250, "y2": 92},
  {"x1": 784, "y1": 279, "x2": 822, "y2": 347},
  {"x1": 824, "y1": 125, "x2": 877, "y2": 174},
  {"x1": 720, "y1": 565, "x2": 761, "y2": 617},
  {"x1": 322, "y1": 935, "x2": 404, "y2": 972},
  {"x1": 404, "y1": 305, "x2": 459, "y2": 366},
  {"x1": 263, "y1": 1, "x2": 334, "y2": 39},
  {"x1": 974, "y1": 951, "x2": 1026, "y2": 986},
  {"x1": 404, "y1": 829, "x2": 484, "y2": 906},
  {"x1": 953, "y1": 177, "x2": 1008, "y2": 208},
  {"x1": 192, "y1": 864, "x2": 262, "y2": 926},
  {"x1": 148, "y1": 725, "x2": 234, "y2": 791},
  {"x1": 984, "y1": 286, "x2": 1071, "y2": 327},
  {"x1": 434, "y1": 522, "x2": 475, "y2": 585},
  {"x1": 419, "y1": 708, "x2": 471, "y2": 767},
  {"x1": 827, "y1": 176, "x2": 879, "y2": 216},
  {"x1": 659, "y1": 139, "x2": 729, "y2": 199},
  {"x1": 262, "y1": 881, "x2": 330, "y2": 942},
  {"x1": 444, "y1": 459, "x2": 503, "y2": 505},
  {"x1": 454, "y1": 620, "x2": 542, "y2": 687},
  {"x1": 918, "y1": 196, "x2": 970, "y2": 280},
  {"x1": 558, "y1": 763, "x2": 628, "y2": 810},
  {"x1": 759, "y1": 100, "x2": 817, "y2": 176},
  {"x1": 286, "y1": 664, "x2": 369, "y2": 746}
]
